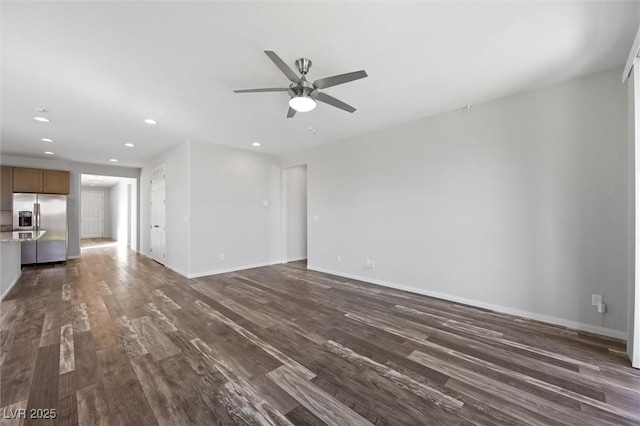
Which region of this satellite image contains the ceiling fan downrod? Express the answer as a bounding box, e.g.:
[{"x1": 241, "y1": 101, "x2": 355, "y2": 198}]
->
[{"x1": 295, "y1": 58, "x2": 312, "y2": 76}]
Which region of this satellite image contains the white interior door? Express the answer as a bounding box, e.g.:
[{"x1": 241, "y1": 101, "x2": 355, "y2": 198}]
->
[
  {"x1": 150, "y1": 166, "x2": 166, "y2": 265},
  {"x1": 81, "y1": 191, "x2": 104, "y2": 238}
]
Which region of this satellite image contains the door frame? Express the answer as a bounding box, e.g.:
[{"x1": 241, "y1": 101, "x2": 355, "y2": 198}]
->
[{"x1": 281, "y1": 164, "x2": 308, "y2": 264}]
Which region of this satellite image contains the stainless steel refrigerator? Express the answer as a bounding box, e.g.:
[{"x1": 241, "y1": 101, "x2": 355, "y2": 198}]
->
[{"x1": 13, "y1": 193, "x2": 68, "y2": 264}]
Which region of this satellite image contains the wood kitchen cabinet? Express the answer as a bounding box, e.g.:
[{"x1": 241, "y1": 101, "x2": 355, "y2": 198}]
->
[
  {"x1": 0, "y1": 166, "x2": 13, "y2": 210},
  {"x1": 13, "y1": 168, "x2": 43, "y2": 193},
  {"x1": 43, "y1": 170, "x2": 70, "y2": 194},
  {"x1": 13, "y1": 167, "x2": 70, "y2": 194}
]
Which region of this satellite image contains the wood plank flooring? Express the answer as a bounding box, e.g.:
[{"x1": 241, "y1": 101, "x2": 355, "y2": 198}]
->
[
  {"x1": 79, "y1": 238, "x2": 116, "y2": 249},
  {"x1": 1, "y1": 245, "x2": 639, "y2": 425}
]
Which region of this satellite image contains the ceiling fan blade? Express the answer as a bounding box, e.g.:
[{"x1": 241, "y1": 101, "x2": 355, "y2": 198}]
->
[
  {"x1": 287, "y1": 107, "x2": 297, "y2": 118},
  {"x1": 264, "y1": 51, "x2": 299, "y2": 83},
  {"x1": 316, "y1": 92, "x2": 356, "y2": 113},
  {"x1": 313, "y1": 70, "x2": 368, "y2": 89},
  {"x1": 233, "y1": 88, "x2": 289, "y2": 93}
]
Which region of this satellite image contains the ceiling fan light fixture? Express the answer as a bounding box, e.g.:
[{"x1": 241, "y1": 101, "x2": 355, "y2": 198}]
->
[{"x1": 289, "y1": 96, "x2": 316, "y2": 113}]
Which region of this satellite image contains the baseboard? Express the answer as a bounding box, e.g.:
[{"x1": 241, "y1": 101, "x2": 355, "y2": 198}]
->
[
  {"x1": 1, "y1": 271, "x2": 22, "y2": 301},
  {"x1": 189, "y1": 261, "x2": 282, "y2": 279},
  {"x1": 285, "y1": 257, "x2": 307, "y2": 263},
  {"x1": 166, "y1": 265, "x2": 189, "y2": 278},
  {"x1": 308, "y1": 266, "x2": 627, "y2": 340},
  {"x1": 138, "y1": 253, "x2": 281, "y2": 280},
  {"x1": 67, "y1": 255, "x2": 80, "y2": 260}
]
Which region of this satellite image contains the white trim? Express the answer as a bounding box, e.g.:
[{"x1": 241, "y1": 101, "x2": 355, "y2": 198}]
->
[
  {"x1": 623, "y1": 26, "x2": 640, "y2": 83},
  {"x1": 150, "y1": 164, "x2": 166, "y2": 265},
  {"x1": 186, "y1": 141, "x2": 191, "y2": 285},
  {"x1": 138, "y1": 252, "x2": 189, "y2": 278},
  {"x1": 308, "y1": 266, "x2": 627, "y2": 340},
  {"x1": 188, "y1": 261, "x2": 282, "y2": 279},
  {"x1": 67, "y1": 255, "x2": 80, "y2": 260},
  {"x1": 281, "y1": 164, "x2": 309, "y2": 264},
  {"x1": 285, "y1": 257, "x2": 307, "y2": 263},
  {"x1": 630, "y1": 63, "x2": 640, "y2": 368},
  {"x1": 1, "y1": 271, "x2": 22, "y2": 301},
  {"x1": 166, "y1": 265, "x2": 189, "y2": 278}
]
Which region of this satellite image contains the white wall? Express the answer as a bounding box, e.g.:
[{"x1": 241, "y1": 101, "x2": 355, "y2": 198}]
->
[
  {"x1": 282, "y1": 68, "x2": 628, "y2": 338},
  {"x1": 81, "y1": 186, "x2": 111, "y2": 237},
  {"x1": 1, "y1": 241, "x2": 21, "y2": 299},
  {"x1": 285, "y1": 165, "x2": 307, "y2": 262},
  {"x1": 140, "y1": 141, "x2": 190, "y2": 276},
  {"x1": 139, "y1": 139, "x2": 281, "y2": 278},
  {"x1": 188, "y1": 140, "x2": 281, "y2": 277},
  {"x1": 110, "y1": 181, "x2": 129, "y2": 245},
  {"x1": 0, "y1": 156, "x2": 140, "y2": 258}
]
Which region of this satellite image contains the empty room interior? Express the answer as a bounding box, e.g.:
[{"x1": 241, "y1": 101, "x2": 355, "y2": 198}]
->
[{"x1": 2, "y1": 1, "x2": 640, "y2": 425}]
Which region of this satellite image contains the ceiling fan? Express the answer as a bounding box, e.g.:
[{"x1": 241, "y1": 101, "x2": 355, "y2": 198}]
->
[{"x1": 234, "y1": 51, "x2": 368, "y2": 118}]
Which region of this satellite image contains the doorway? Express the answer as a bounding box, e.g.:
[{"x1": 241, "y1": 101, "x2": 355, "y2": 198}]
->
[
  {"x1": 283, "y1": 165, "x2": 308, "y2": 263},
  {"x1": 81, "y1": 190, "x2": 104, "y2": 238},
  {"x1": 150, "y1": 166, "x2": 166, "y2": 265},
  {"x1": 80, "y1": 174, "x2": 138, "y2": 251}
]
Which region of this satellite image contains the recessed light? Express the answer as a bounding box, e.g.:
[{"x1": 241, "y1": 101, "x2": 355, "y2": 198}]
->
[
  {"x1": 252, "y1": 142, "x2": 261, "y2": 147},
  {"x1": 41, "y1": 138, "x2": 53, "y2": 142},
  {"x1": 109, "y1": 159, "x2": 118, "y2": 162},
  {"x1": 144, "y1": 119, "x2": 157, "y2": 125},
  {"x1": 124, "y1": 143, "x2": 135, "y2": 147},
  {"x1": 34, "y1": 117, "x2": 50, "y2": 122},
  {"x1": 44, "y1": 151, "x2": 54, "y2": 155}
]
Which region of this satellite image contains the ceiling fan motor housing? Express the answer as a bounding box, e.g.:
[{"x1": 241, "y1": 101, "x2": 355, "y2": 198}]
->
[{"x1": 288, "y1": 80, "x2": 317, "y2": 99}]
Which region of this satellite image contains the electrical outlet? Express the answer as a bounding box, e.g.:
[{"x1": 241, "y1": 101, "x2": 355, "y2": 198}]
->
[
  {"x1": 220, "y1": 254, "x2": 225, "y2": 261},
  {"x1": 597, "y1": 302, "x2": 606, "y2": 314},
  {"x1": 337, "y1": 255, "x2": 342, "y2": 262},
  {"x1": 366, "y1": 259, "x2": 371, "y2": 268},
  {"x1": 591, "y1": 294, "x2": 602, "y2": 306},
  {"x1": 371, "y1": 260, "x2": 376, "y2": 268}
]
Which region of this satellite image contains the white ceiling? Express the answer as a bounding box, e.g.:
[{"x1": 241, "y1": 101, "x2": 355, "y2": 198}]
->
[
  {"x1": 1, "y1": 1, "x2": 638, "y2": 168},
  {"x1": 80, "y1": 174, "x2": 129, "y2": 188}
]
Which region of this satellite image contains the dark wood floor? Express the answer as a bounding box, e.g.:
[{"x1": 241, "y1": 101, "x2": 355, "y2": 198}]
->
[{"x1": 1, "y1": 246, "x2": 639, "y2": 425}]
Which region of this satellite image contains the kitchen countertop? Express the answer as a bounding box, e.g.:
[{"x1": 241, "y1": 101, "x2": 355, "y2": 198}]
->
[{"x1": 0, "y1": 230, "x2": 47, "y2": 243}]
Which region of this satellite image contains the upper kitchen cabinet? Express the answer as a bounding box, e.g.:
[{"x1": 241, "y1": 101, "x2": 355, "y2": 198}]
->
[
  {"x1": 13, "y1": 168, "x2": 70, "y2": 194},
  {"x1": 13, "y1": 168, "x2": 43, "y2": 193},
  {"x1": 42, "y1": 170, "x2": 70, "y2": 194},
  {"x1": 1, "y1": 166, "x2": 13, "y2": 210}
]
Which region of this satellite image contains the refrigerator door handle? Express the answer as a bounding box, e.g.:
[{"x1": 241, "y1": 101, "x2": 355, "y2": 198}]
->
[{"x1": 35, "y1": 203, "x2": 41, "y2": 231}]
